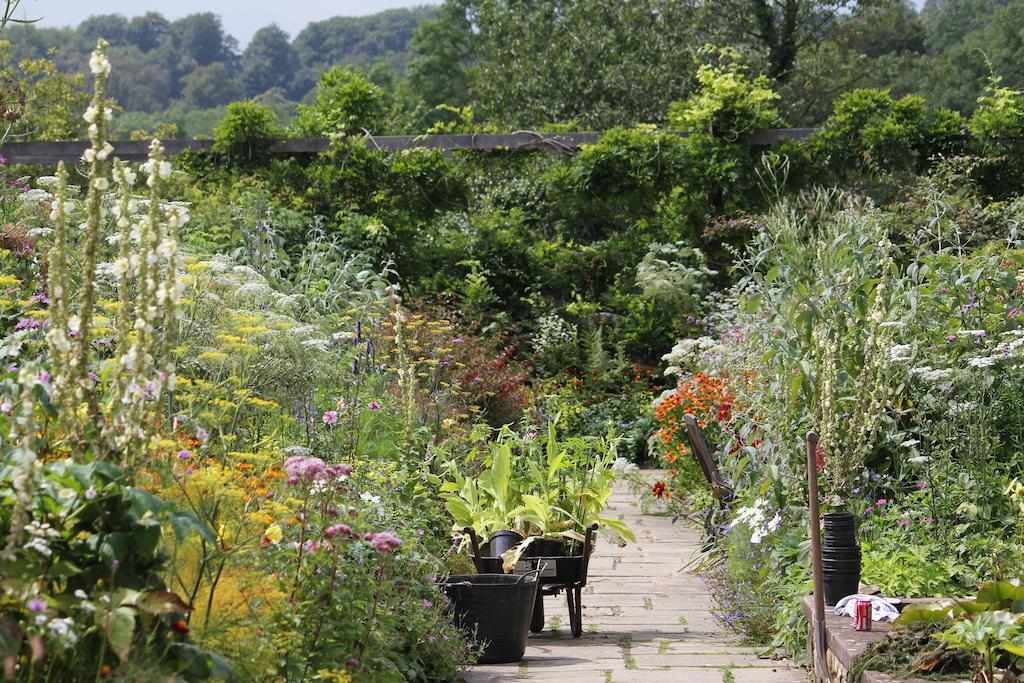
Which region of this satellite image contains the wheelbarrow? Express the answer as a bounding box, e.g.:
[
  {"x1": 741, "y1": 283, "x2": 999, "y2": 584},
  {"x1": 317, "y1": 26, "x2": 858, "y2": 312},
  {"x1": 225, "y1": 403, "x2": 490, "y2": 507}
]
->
[{"x1": 462, "y1": 522, "x2": 598, "y2": 638}]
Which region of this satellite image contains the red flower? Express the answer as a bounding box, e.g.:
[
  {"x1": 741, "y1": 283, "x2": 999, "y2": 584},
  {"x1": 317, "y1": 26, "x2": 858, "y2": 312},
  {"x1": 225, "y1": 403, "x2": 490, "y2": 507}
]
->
[
  {"x1": 815, "y1": 444, "x2": 826, "y2": 472},
  {"x1": 171, "y1": 619, "x2": 189, "y2": 635},
  {"x1": 652, "y1": 481, "x2": 667, "y2": 498}
]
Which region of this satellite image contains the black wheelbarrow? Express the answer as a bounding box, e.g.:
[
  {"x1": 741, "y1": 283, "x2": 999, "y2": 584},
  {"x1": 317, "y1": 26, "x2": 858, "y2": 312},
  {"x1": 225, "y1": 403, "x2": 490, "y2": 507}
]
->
[{"x1": 462, "y1": 522, "x2": 598, "y2": 638}]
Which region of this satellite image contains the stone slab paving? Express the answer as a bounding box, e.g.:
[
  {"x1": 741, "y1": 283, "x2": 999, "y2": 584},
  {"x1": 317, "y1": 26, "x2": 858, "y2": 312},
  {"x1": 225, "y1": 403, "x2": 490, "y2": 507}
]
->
[{"x1": 464, "y1": 477, "x2": 807, "y2": 683}]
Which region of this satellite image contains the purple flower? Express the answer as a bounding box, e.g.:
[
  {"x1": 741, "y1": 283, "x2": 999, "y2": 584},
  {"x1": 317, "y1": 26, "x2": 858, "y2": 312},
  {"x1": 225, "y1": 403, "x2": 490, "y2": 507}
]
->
[
  {"x1": 324, "y1": 524, "x2": 352, "y2": 539},
  {"x1": 876, "y1": 498, "x2": 887, "y2": 506},
  {"x1": 28, "y1": 598, "x2": 46, "y2": 613},
  {"x1": 322, "y1": 410, "x2": 339, "y2": 426},
  {"x1": 916, "y1": 482, "x2": 927, "y2": 489},
  {"x1": 946, "y1": 335, "x2": 957, "y2": 342},
  {"x1": 922, "y1": 518, "x2": 935, "y2": 525},
  {"x1": 451, "y1": 338, "x2": 464, "y2": 344},
  {"x1": 196, "y1": 428, "x2": 209, "y2": 444},
  {"x1": 177, "y1": 449, "x2": 191, "y2": 460},
  {"x1": 365, "y1": 531, "x2": 402, "y2": 553},
  {"x1": 368, "y1": 401, "x2": 381, "y2": 411},
  {"x1": 862, "y1": 506, "x2": 874, "y2": 516},
  {"x1": 325, "y1": 463, "x2": 353, "y2": 479},
  {"x1": 898, "y1": 519, "x2": 910, "y2": 527},
  {"x1": 284, "y1": 455, "x2": 327, "y2": 481},
  {"x1": 422, "y1": 599, "x2": 432, "y2": 608}
]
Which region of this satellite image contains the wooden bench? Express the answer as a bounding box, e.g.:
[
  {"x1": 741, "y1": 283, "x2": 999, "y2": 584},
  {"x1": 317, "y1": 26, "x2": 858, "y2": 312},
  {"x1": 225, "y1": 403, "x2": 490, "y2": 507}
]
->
[
  {"x1": 683, "y1": 413, "x2": 735, "y2": 503},
  {"x1": 682, "y1": 413, "x2": 735, "y2": 540}
]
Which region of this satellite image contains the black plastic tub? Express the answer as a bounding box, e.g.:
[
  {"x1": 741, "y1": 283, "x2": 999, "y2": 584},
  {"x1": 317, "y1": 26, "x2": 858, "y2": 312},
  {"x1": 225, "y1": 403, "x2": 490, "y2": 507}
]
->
[
  {"x1": 525, "y1": 538, "x2": 566, "y2": 557},
  {"x1": 485, "y1": 530, "x2": 525, "y2": 557},
  {"x1": 479, "y1": 554, "x2": 585, "y2": 585},
  {"x1": 439, "y1": 572, "x2": 539, "y2": 664}
]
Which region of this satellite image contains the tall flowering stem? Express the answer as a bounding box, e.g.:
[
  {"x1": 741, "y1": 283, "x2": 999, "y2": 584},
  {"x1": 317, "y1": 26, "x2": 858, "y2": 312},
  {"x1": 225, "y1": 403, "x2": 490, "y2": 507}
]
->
[
  {"x1": 45, "y1": 163, "x2": 72, "y2": 426},
  {"x1": 112, "y1": 159, "x2": 136, "y2": 345},
  {"x1": 108, "y1": 139, "x2": 179, "y2": 468},
  {"x1": 69, "y1": 39, "x2": 114, "y2": 423},
  {"x1": 3, "y1": 367, "x2": 41, "y2": 561},
  {"x1": 815, "y1": 246, "x2": 896, "y2": 506}
]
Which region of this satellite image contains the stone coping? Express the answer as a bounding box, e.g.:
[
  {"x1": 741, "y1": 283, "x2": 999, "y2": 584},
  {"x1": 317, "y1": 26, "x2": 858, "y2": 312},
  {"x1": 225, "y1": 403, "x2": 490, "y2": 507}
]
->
[{"x1": 800, "y1": 595, "x2": 969, "y2": 683}]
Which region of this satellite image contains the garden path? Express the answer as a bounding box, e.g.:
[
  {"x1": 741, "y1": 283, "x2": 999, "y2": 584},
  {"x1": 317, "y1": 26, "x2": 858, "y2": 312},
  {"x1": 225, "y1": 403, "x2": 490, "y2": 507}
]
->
[{"x1": 464, "y1": 473, "x2": 806, "y2": 683}]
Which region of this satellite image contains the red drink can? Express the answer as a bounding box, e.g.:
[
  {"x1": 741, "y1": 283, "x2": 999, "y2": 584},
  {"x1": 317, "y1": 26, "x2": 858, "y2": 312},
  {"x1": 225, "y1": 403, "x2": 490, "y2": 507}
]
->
[{"x1": 854, "y1": 599, "x2": 872, "y2": 631}]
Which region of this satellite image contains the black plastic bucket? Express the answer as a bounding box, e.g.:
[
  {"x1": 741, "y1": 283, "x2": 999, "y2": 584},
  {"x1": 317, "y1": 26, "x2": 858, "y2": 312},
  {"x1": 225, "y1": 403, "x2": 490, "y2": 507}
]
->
[
  {"x1": 821, "y1": 512, "x2": 861, "y2": 605},
  {"x1": 823, "y1": 513, "x2": 857, "y2": 542},
  {"x1": 525, "y1": 538, "x2": 566, "y2": 557},
  {"x1": 440, "y1": 572, "x2": 540, "y2": 664},
  {"x1": 486, "y1": 530, "x2": 525, "y2": 558}
]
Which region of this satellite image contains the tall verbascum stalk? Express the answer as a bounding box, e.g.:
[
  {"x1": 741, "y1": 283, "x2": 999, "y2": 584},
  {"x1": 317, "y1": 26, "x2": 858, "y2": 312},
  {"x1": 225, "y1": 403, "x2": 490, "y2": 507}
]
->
[
  {"x1": 3, "y1": 366, "x2": 41, "y2": 561},
  {"x1": 392, "y1": 308, "x2": 417, "y2": 451},
  {"x1": 41, "y1": 40, "x2": 183, "y2": 468},
  {"x1": 108, "y1": 140, "x2": 179, "y2": 465},
  {"x1": 814, "y1": 323, "x2": 840, "y2": 478},
  {"x1": 112, "y1": 159, "x2": 136, "y2": 344},
  {"x1": 69, "y1": 39, "x2": 114, "y2": 421},
  {"x1": 815, "y1": 246, "x2": 895, "y2": 506},
  {"x1": 45, "y1": 163, "x2": 73, "y2": 425}
]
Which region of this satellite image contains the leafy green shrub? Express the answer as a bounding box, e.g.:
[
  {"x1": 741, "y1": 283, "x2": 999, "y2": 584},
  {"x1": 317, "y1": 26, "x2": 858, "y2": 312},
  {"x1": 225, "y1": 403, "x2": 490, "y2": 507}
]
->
[
  {"x1": 970, "y1": 77, "x2": 1024, "y2": 197},
  {"x1": 812, "y1": 88, "x2": 967, "y2": 184},
  {"x1": 212, "y1": 100, "x2": 278, "y2": 161},
  {"x1": 635, "y1": 242, "x2": 717, "y2": 310},
  {"x1": 294, "y1": 66, "x2": 386, "y2": 137},
  {"x1": 668, "y1": 48, "x2": 780, "y2": 141},
  {"x1": 547, "y1": 125, "x2": 691, "y2": 240}
]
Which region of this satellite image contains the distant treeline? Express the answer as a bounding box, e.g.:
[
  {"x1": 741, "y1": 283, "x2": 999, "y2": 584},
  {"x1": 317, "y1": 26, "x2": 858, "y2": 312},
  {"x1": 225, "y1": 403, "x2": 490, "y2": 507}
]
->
[
  {"x1": 3, "y1": 7, "x2": 433, "y2": 113},
  {"x1": 8, "y1": 1, "x2": 1024, "y2": 140}
]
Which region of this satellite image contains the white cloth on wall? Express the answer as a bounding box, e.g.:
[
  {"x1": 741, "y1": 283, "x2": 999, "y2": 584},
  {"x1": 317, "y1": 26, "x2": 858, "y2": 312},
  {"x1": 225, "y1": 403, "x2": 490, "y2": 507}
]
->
[{"x1": 833, "y1": 594, "x2": 900, "y2": 623}]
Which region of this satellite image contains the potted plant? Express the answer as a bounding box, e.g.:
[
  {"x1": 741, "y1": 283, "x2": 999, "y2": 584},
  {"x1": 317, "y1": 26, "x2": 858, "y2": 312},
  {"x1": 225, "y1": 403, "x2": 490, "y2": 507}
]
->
[
  {"x1": 442, "y1": 423, "x2": 635, "y2": 571},
  {"x1": 441, "y1": 436, "x2": 527, "y2": 556}
]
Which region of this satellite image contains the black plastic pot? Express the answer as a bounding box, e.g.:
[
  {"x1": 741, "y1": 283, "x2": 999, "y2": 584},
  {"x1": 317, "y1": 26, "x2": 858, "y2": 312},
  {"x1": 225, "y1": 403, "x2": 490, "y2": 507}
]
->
[
  {"x1": 525, "y1": 538, "x2": 566, "y2": 557},
  {"x1": 486, "y1": 530, "x2": 525, "y2": 558},
  {"x1": 440, "y1": 573, "x2": 540, "y2": 664},
  {"x1": 821, "y1": 512, "x2": 861, "y2": 605}
]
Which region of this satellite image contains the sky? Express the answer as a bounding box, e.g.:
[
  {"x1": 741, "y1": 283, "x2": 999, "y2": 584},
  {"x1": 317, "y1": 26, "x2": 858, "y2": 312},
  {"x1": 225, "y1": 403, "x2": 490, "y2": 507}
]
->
[{"x1": 16, "y1": 0, "x2": 440, "y2": 47}]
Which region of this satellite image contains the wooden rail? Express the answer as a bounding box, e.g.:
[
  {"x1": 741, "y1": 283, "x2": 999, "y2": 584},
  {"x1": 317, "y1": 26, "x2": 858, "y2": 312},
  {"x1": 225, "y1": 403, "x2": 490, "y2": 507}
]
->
[{"x1": 0, "y1": 128, "x2": 819, "y2": 164}]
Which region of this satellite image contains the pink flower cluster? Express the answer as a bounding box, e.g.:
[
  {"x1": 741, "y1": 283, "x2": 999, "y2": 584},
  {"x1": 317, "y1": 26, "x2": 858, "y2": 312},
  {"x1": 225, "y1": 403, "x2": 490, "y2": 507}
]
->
[
  {"x1": 325, "y1": 524, "x2": 354, "y2": 539},
  {"x1": 283, "y1": 456, "x2": 353, "y2": 484},
  {"x1": 364, "y1": 531, "x2": 403, "y2": 553}
]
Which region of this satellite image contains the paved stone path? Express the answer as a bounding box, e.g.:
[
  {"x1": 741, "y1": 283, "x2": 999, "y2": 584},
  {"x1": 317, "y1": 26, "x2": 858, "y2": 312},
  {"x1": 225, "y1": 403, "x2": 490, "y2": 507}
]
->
[{"x1": 465, "y1": 477, "x2": 807, "y2": 683}]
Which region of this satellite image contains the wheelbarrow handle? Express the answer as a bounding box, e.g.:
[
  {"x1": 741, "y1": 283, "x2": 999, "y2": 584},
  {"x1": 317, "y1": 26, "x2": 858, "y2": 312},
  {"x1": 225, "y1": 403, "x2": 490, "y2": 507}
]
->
[
  {"x1": 579, "y1": 522, "x2": 598, "y2": 588},
  {"x1": 463, "y1": 527, "x2": 485, "y2": 573}
]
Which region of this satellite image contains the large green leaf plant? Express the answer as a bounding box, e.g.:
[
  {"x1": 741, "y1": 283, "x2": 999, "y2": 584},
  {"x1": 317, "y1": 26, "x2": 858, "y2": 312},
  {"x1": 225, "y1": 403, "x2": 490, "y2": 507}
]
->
[{"x1": 441, "y1": 421, "x2": 635, "y2": 572}]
